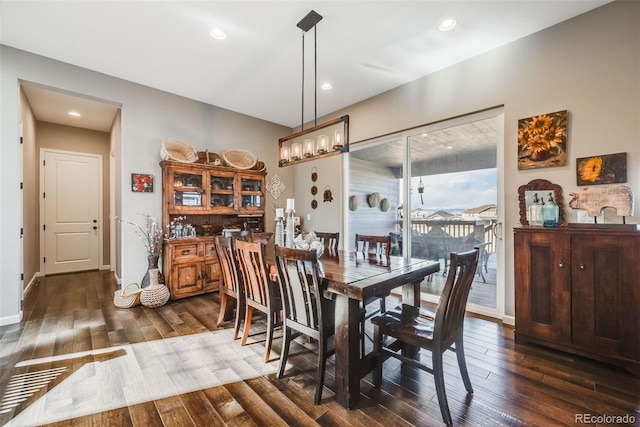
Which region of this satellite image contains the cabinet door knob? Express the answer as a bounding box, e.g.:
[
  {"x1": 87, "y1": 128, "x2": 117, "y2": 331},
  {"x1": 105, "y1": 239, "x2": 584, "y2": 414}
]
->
[
  {"x1": 558, "y1": 261, "x2": 564, "y2": 268},
  {"x1": 579, "y1": 263, "x2": 585, "y2": 270}
]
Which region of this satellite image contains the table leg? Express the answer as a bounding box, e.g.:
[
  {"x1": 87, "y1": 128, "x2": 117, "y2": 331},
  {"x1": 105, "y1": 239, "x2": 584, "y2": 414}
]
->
[
  {"x1": 333, "y1": 294, "x2": 361, "y2": 409},
  {"x1": 401, "y1": 280, "x2": 423, "y2": 358}
]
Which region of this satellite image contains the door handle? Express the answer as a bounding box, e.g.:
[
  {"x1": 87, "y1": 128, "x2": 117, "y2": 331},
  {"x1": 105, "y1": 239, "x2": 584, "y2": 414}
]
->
[
  {"x1": 492, "y1": 222, "x2": 503, "y2": 240},
  {"x1": 93, "y1": 226, "x2": 98, "y2": 230}
]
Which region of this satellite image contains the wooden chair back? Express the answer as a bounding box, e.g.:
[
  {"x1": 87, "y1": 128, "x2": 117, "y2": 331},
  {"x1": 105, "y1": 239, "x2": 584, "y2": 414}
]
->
[
  {"x1": 214, "y1": 235, "x2": 241, "y2": 297},
  {"x1": 315, "y1": 232, "x2": 339, "y2": 252},
  {"x1": 235, "y1": 239, "x2": 272, "y2": 310},
  {"x1": 274, "y1": 245, "x2": 335, "y2": 404},
  {"x1": 435, "y1": 248, "x2": 480, "y2": 348},
  {"x1": 355, "y1": 234, "x2": 391, "y2": 258},
  {"x1": 275, "y1": 246, "x2": 326, "y2": 337}
]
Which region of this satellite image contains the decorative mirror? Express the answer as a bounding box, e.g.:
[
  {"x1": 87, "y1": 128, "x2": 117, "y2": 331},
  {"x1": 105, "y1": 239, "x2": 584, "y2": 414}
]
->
[{"x1": 518, "y1": 179, "x2": 566, "y2": 226}]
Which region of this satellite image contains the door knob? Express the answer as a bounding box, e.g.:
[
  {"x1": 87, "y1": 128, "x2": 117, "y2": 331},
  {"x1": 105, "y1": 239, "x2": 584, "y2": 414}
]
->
[
  {"x1": 93, "y1": 226, "x2": 98, "y2": 230},
  {"x1": 558, "y1": 261, "x2": 564, "y2": 268},
  {"x1": 579, "y1": 263, "x2": 585, "y2": 270},
  {"x1": 93, "y1": 219, "x2": 97, "y2": 223}
]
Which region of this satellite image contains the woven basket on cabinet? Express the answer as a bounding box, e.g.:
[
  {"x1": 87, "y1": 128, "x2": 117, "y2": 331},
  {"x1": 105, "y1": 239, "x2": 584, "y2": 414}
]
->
[
  {"x1": 160, "y1": 139, "x2": 198, "y2": 163},
  {"x1": 222, "y1": 149, "x2": 257, "y2": 170}
]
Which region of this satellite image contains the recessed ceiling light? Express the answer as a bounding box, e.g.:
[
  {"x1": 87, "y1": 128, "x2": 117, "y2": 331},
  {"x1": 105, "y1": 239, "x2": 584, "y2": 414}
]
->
[
  {"x1": 321, "y1": 82, "x2": 332, "y2": 90},
  {"x1": 446, "y1": 146, "x2": 454, "y2": 150},
  {"x1": 439, "y1": 19, "x2": 457, "y2": 31},
  {"x1": 210, "y1": 28, "x2": 227, "y2": 40},
  {"x1": 68, "y1": 111, "x2": 81, "y2": 117}
]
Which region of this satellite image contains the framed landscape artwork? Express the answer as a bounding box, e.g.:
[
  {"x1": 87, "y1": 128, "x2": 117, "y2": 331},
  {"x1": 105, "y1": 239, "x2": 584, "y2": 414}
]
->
[
  {"x1": 517, "y1": 110, "x2": 568, "y2": 170},
  {"x1": 576, "y1": 152, "x2": 627, "y2": 186},
  {"x1": 132, "y1": 173, "x2": 154, "y2": 192}
]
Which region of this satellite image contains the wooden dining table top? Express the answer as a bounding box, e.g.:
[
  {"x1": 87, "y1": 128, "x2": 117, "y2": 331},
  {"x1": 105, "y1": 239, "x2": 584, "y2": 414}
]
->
[{"x1": 265, "y1": 246, "x2": 440, "y2": 303}]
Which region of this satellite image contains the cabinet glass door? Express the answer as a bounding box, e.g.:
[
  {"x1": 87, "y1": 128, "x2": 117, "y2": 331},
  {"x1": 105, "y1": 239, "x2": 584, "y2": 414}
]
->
[
  {"x1": 210, "y1": 173, "x2": 235, "y2": 210},
  {"x1": 173, "y1": 172, "x2": 203, "y2": 207},
  {"x1": 240, "y1": 177, "x2": 263, "y2": 211}
]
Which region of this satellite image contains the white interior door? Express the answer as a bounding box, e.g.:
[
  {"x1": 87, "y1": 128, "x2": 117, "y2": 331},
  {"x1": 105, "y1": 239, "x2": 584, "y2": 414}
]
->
[{"x1": 41, "y1": 150, "x2": 101, "y2": 274}]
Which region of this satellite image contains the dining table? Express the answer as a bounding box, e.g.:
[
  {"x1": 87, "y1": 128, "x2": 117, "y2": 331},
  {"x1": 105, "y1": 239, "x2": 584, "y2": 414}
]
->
[{"x1": 266, "y1": 246, "x2": 440, "y2": 409}]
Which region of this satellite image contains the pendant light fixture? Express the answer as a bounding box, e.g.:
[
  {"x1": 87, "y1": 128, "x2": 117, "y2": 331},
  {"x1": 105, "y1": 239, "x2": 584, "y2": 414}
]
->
[{"x1": 278, "y1": 10, "x2": 350, "y2": 167}]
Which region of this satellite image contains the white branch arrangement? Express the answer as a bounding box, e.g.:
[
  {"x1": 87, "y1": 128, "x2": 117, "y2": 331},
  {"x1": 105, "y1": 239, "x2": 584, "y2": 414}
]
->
[{"x1": 117, "y1": 213, "x2": 164, "y2": 256}]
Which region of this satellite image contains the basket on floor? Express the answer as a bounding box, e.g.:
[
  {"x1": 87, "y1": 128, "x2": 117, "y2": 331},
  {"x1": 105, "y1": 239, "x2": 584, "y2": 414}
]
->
[
  {"x1": 113, "y1": 283, "x2": 143, "y2": 308},
  {"x1": 161, "y1": 139, "x2": 198, "y2": 163},
  {"x1": 140, "y1": 284, "x2": 170, "y2": 308},
  {"x1": 222, "y1": 149, "x2": 257, "y2": 170}
]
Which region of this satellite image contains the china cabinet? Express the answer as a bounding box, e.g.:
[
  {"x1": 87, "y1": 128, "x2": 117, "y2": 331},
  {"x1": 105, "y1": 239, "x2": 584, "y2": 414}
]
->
[
  {"x1": 161, "y1": 160, "x2": 266, "y2": 299},
  {"x1": 514, "y1": 225, "x2": 640, "y2": 376}
]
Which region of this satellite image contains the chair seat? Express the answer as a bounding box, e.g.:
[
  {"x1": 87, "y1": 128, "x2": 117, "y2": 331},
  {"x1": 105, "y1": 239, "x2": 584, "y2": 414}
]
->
[{"x1": 371, "y1": 304, "x2": 437, "y2": 347}]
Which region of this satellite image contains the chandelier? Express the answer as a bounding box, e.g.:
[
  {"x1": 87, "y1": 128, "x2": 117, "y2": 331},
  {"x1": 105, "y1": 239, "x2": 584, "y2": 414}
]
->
[{"x1": 278, "y1": 10, "x2": 349, "y2": 167}]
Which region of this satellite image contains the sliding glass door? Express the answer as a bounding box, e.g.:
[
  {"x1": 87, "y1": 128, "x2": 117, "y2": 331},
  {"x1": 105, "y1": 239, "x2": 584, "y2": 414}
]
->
[{"x1": 348, "y1": 109, "x2": 504, "y2": 318}]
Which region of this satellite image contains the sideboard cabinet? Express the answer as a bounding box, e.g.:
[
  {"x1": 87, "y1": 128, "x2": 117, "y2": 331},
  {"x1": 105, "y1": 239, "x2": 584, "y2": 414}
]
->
[
  {"x1": 161, "y1": 160, "x2": 266, "y2": 299},
  {"x1": 514, "y1": 225, "x2": 640, "y2": 376}
]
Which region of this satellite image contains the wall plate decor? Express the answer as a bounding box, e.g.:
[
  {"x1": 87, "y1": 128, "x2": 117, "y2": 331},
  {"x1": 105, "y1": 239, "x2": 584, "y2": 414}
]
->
[
  {"x1": 349, "y1": 195, "x2": 361, "y2": 211},
  {"x1": 368, "y1": 192, "x2": 380, "y2": 207},
  {"x1": 311, "y1": 167, "x2": 318, "y2": 209},
  {"x1": 380, "y1": 198, "x2": 390, "y2": 212},
  {"x1": 266, "y1": 174, "x2": 286, "y2": 199},
  {"x1": 576, "y1": 152, "x2": 627, "y2": 186},
  {"x1": 517, "y1": 110, "x2": 568, "y2": 170},
  {"x1": 132, "y1": 173, "x2": 153, "y2": 192}
]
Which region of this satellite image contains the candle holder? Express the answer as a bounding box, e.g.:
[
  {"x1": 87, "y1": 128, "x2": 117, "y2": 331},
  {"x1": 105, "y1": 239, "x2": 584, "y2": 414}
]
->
[
  {"x1": 275, "y1": 215, "x2": 284, "y2": 246},
  {"x1": 285, "y1": 209, "x2": 296, "y2": 248}
]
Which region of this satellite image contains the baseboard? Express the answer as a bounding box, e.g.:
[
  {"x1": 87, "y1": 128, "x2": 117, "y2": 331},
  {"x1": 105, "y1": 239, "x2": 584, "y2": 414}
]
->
[
  {"x1": 100, "y1": 264, "x2": 111, "y2": 271},
  {"x1": 0, "y1": 312, "x2": 22, "y2": 326},
  {"x1": 114, "y1": 272, "x2": 122, "y2": 286},
  {"x1": 23, "y1": 272, "x2": 42, "y2": 298},
  {"x1": 502, "y1": 315, "x2": 515, "y2": 326}
]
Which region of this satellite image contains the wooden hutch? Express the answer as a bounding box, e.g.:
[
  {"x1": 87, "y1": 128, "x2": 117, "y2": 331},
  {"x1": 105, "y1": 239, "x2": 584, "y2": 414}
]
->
[{"x1": 160, "y1": 160, "x2": 266, "y2": 299}]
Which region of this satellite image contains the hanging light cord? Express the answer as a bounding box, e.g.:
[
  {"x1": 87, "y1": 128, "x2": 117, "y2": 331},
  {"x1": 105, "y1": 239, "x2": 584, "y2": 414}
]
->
[{"x1": 301, "y1": 31, "x2": 305, "y2": 130}]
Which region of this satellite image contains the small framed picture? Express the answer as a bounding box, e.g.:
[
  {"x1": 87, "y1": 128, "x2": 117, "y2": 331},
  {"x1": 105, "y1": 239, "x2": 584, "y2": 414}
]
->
[
  {"x1": 576, "y1": 152, "x2": 627, "y2": 186},
  {"x1": 132, "y1": 173, "x2": 153, "y2": 192}
]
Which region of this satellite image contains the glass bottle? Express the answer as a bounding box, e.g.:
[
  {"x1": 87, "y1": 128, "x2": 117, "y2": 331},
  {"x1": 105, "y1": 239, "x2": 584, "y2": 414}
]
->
[
  {"x1": 542, "y1": 192, "x2": 559, "y2": 227},
  {"x1": 528, "y1": 193, "x2": 543, "y2": 226}
]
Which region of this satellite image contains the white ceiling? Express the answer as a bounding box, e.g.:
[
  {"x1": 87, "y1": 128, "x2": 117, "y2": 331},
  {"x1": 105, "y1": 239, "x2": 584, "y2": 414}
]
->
[{"x1": 2, "y1": 1, "x2": 610, "y2": 131}]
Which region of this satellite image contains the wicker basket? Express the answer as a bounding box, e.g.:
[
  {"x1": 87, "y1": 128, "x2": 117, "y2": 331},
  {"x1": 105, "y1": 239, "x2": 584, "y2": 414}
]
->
[
  {"x1": 140, "y1": 284, "x2": 170, "y2": 308},
  {"x1": 161, "y1": 139, "x2": 198, "y2": 163},
  {"x1": 113, "y1": 283, "x2": 143, "y2": 308},
  {"x1": 196, "y1": 150, "x2": 223, "y2": 166},
  {"x1": 222, "y1": 149, "x2": 257, "y2": 170}
]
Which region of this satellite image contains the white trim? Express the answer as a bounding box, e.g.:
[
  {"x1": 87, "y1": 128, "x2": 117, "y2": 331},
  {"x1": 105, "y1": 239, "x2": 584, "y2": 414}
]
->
[
  {"x1": 347, "y1": 107, "x2": 506, "y2": 320},
  {"x1": 23, "y1": 272, "x2": 42, "y2": 298},
  {"x1": 0, "y1": 313, "x2": 23, "y2": 326}
]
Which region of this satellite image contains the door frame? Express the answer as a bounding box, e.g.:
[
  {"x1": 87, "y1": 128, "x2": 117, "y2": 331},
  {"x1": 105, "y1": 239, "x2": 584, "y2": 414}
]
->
[
  {"x1": 39, "y1": 148, "x2": 104, "y2": 275},
  {"x1": 346, "y1": 107, "x2": 505, "y2": 319}
]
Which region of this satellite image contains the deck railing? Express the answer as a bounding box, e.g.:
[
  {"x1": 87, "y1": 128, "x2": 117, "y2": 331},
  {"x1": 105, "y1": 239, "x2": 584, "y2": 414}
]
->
[{"x1": 408, "y1": 219, "x2": 497, "y2": 254}]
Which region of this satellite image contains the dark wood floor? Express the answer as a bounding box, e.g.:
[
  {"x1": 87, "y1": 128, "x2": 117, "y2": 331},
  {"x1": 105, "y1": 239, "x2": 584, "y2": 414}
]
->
[{"x1": 1, "y1": 270, "x2": 638, "y2": 426}]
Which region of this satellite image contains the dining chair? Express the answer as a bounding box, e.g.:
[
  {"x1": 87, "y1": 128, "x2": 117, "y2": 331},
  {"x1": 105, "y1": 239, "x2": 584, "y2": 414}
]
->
[
  {"x1": 355, "y1": 234, "x2": 391, "y2": 258},
  {"x1": 214, "y1": 235, "x2": 244, "y2": 340},
  {"x1": 355, "y1": 234, "x2": 391, "y2": 356},
  {"x1": 235, "y1": 239, "x2": 283, "y2": 363},
  {"x1": 371, "y1": 248, "x2": 479, "y2": 427},
  {"x1": 315, "y1": 232, "x2": 339, "y2": 252},
  {"x1": 274, "y1": 246, "x2": 336, "y2": 404}
]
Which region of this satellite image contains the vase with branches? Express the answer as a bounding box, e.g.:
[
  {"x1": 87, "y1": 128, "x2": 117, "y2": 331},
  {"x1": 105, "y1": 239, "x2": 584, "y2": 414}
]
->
[{"x1": 117, "y1": 213, "x2": 165, "y2": 287}]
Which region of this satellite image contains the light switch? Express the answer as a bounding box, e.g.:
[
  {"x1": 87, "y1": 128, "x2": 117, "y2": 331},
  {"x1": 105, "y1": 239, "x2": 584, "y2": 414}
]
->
[{"x1": 306, "y1": 213, "x2": 311, "y2": 221}]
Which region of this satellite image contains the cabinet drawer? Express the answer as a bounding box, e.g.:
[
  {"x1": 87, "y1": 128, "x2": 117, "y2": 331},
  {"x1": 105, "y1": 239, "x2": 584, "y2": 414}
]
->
[
  {"x1": 172, "y1": 243, "x2": 200, "y2": 261},
  {"x1": 204, "y1": 242, "x2": 217, "y2": 258}
]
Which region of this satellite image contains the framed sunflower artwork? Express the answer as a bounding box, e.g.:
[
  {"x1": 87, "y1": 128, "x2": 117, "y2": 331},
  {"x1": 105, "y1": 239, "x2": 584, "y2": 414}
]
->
[
  {"x1": 576, "y1": 152, "x2": 627, "y2": 186},
  {"x1": 517, "y1": 110, "x2": 568, "y2": 170}
]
